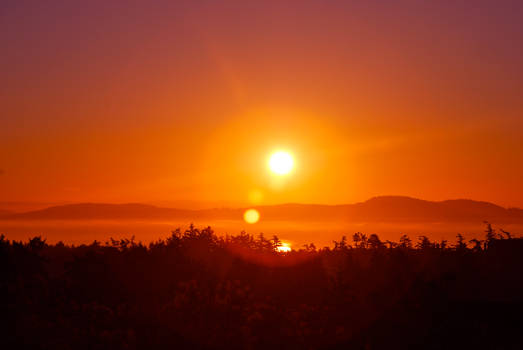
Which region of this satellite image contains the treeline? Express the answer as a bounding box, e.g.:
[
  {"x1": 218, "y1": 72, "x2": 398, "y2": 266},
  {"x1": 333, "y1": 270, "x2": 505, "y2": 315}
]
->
[{"x1": 1, "y1": 223, "x2": 522, "y2": 349}]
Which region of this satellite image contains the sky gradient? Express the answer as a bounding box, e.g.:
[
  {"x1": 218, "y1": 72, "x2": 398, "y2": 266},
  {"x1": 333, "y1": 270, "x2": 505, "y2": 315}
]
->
[{"x1": 1, "y1": 0, "x2": 523, "y2": 208}]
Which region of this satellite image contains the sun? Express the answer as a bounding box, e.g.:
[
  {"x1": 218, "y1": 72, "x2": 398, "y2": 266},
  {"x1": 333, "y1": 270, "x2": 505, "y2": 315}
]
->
[
  {"x1": 268, "y1": 151, "x2": 294, "y2": 175},
  {"x1": 243, "y1": 208, "x2": 260, "y2": 224}
]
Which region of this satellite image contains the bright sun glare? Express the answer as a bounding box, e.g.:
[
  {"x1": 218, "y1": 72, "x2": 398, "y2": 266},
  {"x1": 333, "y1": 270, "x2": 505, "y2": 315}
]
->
[
  {"x1": 243, "y1": 209, "x2": 260, "y2": 224},
  {"x1": 269, "y1": 151, "x2": 294, "y2": 175}
]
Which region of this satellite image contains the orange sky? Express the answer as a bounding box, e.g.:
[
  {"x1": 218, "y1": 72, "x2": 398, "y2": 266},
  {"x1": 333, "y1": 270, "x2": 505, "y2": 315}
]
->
[{"x1": 1, "y1": 1, "x2": 522, "y2": 208}]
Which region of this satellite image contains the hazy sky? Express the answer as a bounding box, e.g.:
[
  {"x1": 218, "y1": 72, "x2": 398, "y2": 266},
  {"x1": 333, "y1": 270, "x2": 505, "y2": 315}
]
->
[{"x1": 1, "y1": 0, "x2": 522, "y2": 207}]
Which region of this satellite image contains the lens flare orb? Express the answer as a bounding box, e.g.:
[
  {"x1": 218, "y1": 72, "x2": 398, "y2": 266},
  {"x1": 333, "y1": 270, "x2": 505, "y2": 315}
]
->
[{"x1": 243, "y1": 208, "x2": 260, "y2": 224}]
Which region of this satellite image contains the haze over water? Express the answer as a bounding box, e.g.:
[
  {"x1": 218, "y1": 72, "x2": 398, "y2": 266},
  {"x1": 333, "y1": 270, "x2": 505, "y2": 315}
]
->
[{"x1": 2, "y1": 219, "x2": 521, "y2": 249}]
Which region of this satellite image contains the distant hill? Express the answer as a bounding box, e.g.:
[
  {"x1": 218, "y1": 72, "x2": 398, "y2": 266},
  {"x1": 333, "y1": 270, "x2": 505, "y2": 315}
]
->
[
  {"x1": 250, "y1": 197, "x2": 523, "y2": 223},
  {"x1": 3, "y1": 196, "x2": 523, "y2": 223},
  {"x1": 0, "y1": 209, "x2": 13, "y2": 218},
  {"x1": 5, "y1": 203, "x2": 195, "y2": 221}
]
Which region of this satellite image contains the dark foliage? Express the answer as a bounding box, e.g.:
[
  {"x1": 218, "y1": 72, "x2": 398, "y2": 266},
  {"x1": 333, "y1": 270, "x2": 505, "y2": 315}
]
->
[{"x1": 1, "y1": 224, "x2": 522, "y2": 349}]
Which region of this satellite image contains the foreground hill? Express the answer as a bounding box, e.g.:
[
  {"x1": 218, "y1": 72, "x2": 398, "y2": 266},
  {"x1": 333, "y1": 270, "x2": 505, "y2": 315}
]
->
[{"x1": 4, "y1": 196, "x2": 523, "y2": 223}]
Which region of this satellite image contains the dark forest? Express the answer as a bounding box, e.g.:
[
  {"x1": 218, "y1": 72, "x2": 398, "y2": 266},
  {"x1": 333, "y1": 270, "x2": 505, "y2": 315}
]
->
[{"x1": 2, "y1": 223, "x2": 522, "y2": 349}]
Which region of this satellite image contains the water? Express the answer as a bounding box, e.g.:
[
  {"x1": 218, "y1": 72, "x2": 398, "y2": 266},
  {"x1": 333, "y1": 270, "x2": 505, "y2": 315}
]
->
[{"x1": 1, "y1": 219, "x2": 521, "y2": 248}]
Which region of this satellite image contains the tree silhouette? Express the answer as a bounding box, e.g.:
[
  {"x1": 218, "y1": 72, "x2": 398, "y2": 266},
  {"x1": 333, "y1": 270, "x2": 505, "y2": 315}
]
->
[
  {"x1": 352, "y1": 232, "x2": 367, "y2": 248},
  {"x1": 455, "y1": 234, "x2": 467, "y2": 251},
  {"x1": 399, "y1": 234, "x2": 412, "y2": 249},
  {"x1": 368, "y1": 234, "x2": 384, "y2": 249},
  {"x1": 469, "y1": 238, "x2": 483, "y2": 252},
  {"x1": 334, "y1": 235, "x2": 349, "y2": 250},
  {"x1": 416, "y1": 236, "x2": 434, "y2": 250},
  {"x1": 484, "y1": 221, "x2": 496, "y2": 250}
]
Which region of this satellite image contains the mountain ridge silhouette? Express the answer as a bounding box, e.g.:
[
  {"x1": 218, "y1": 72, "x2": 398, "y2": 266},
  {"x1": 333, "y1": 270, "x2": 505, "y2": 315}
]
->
[
  {"x1": 3, "y1": 196, "x2": 523, "y2": 223},
  {"x1": 0, "y1": 209, "x2": 12, "y2": 218}
]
